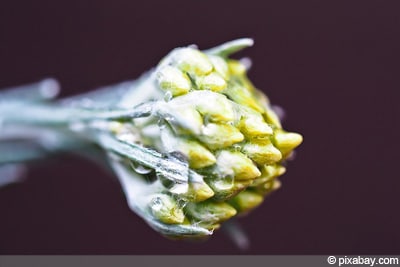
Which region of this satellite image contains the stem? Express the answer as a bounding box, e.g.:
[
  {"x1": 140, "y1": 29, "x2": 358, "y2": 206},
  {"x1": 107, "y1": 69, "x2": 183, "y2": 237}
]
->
[{"x1": 0, "y1": 102, "x2": 155, "y2": 126}]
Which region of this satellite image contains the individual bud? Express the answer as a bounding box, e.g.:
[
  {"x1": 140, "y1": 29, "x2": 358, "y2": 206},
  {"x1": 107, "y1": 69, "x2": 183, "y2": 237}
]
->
[
  {"x1": 157, "y1": 170, "x2": 214, "y2": 202},
  {"x1": 170, "y1": 91, "x2": 235, "y2": 123},
  {"x1": 273, "y1": 179, "x2": 282, "y2": 190},
  {"x1": 263, "y1": 107, "x2": 282, "y2": 128},
  {"x1": 181, "y1": 140, "x2": 216, "y2": 169},
  {"x1": 228, "y1": 59, "x2": 247, "y2": 75},
  {"x1": 251, "y1": 164, "x2": 286, "y2": 187},
  {"x1": 241, "y1": 140, "x2": 282, "y2": 165},
  {"x1": 157, "y1": 103, "x2": 203, "y2": 134},
  {"x1": 215, "y1": 150, "x2": 261, "y2": 180},
  {"x1": 272, "y1": 129, "x2": 303, "y2": 156},
  {"x1": 254, "y1": 178, "x2": 282, "y2": 196},
  {"x1": 253, "y1": 89, "x2": 271, "y2": 106},
  {"x1": 237, "y1": 107, "x2": 273, "y2": 137},
  {"x1": 156, "y1": 66, "x2": 191, "y2": 96},
  {"x1": 207, "y1": 178, "x2": 253, "y2": 201},
  {"x1": 185, "y1": 201, "x2": 237, "y2": 224},
  {"x1": 223, "y1": 82, "x2": 264, "y2": 113},
  {"x1": 264, "y1": 164, "x2": 286, "y2": 178},
  {"x1": 199, "y1": 123, "x2": 244, "y2": 150},
  {"x1": 196, "y1": 72, "x2": 227, "y2": 92},
  {"x1": 174, "y1": 48, "x2": 213, "y2": 76},
  {"x1": 148, "y1": 194, "x2": 185, "y2": 224},
  {"x1": 229, "y1": 190, "x2": 264, "y2": 213},
  {"x1": 161, "y1": 126, "x2": 216, "y2": 169},
  {"x1": 209, "y1": 55, "x2": 229, "y2": 79},
  {"x1": 187, "y1": 181, "x2": 215, "y2": 202}
]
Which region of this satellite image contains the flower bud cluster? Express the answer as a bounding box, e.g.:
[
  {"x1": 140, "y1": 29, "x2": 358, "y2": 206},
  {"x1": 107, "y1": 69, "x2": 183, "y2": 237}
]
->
[{"x1": 117, "y1": 40, "x2": 303, "y2": 235}]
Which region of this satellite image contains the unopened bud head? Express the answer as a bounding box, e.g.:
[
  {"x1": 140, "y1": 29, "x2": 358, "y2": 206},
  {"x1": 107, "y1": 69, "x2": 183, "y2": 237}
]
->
[{"x1": 149, "y1": 194, "x2": 185, "y2": 224}]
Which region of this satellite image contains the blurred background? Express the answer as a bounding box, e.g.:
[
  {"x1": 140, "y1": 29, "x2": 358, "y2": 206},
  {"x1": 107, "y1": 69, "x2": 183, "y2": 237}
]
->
[{"x1": 0, "y1": 0, "x2": 399, "y2": 254}]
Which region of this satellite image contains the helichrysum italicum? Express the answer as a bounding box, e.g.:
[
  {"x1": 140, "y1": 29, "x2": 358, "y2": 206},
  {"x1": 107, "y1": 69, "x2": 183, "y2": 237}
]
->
[{"x1": 0, "y1": 39, "x2": 302, "y2": 239}]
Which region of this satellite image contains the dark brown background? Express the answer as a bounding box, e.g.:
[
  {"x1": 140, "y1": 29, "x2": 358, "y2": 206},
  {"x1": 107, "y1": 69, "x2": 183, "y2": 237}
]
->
[{"x1": 0, "y1": 0, "x2": 399, "y2": 254}]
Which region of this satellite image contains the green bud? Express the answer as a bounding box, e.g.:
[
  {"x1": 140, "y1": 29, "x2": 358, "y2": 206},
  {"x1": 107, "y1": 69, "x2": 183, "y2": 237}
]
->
[
  {"x1": 207, "y1": 178, "x2": 253, "y2": 201},
  {"x1": 228, "y1": 59, "x2": 246, "y2": 76},
  {"x1": 273, "y1": 179, "x2": 282, "y2": 190},
  {"x1": 168, "y1": 91, "x2": 235, "y2": 123},
  {"x1": 157, "y1": 103, "x2": 203, "y2": 134},
  {"x1": 263, "y1": 107, "x2": 282, "y2": 128},
  {"x1": 157, "y1": 172, "x2": 214, "y2": 202},
  {"x1": 185, "y1": 201, "x2": 237, "y2": 224},
  {"x1": 184, "y1": 140, "x2": 216, "y2": 169},
  {"x1": 187, "y1": 181, "x2": 215, "y2": 202},
  {"x1": 229, "y1": 190, "x2": 264, "y2": 212},
  {"x1": 272, "y1": 129, "x2": 303, "y2": 157},
  {"x1": 215, "y1": 150, "x2": 261, "y2": 180},
  {"x1": 237, "y1": 107, "x2": 273, "y2": 137},
  {"x1": 224, "y1": 81, "x2": 264, "y2": 113},
  {"x1": 161, "y1": 127, "x2": 216, "y2": 169},
  {"x1": 174, "y1": 48, "x2": 213, "y2": 76},
  {"x1": 251, "y1": 164, "x2": 286, "y2": 186},
  {"x1": 264, "y1": 164, "x2": 286, "y2": 178},
  {"x1": 199, "y1": 123, "x2": 244, "y2": 150},
  {"x1": 148, "y1": 194, "x2": 185, "y2": 224},
  {"x1": 156, "y1": 66, "x2": 191, "y2": 96},
  {"x1": 196, "y1": 72, "x2": 227, "y2": 92},
  {"x1": 254, "y1": 178, "x2": 282, "y2": 196},
  {"x1": 242, "y1": 140, "x2": 282, "y2": 165}
]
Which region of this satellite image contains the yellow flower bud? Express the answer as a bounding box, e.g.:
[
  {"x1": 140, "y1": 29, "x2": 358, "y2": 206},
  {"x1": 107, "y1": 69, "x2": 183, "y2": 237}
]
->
[
  {"x1": 207, "y1": 179, "x2": 253, "y2": 201},
  {"x1": 161, "y1": 126, "x2": 216, "y2": 169},
  {"x1": 224, "y1": 81, "x2": 264, "y2": 113},
  {"x1": 229, "y1": 190, "x2": 264, "y2": 213},
  {"x1": 156, "y1": 66, "x2": 191, "y2": 96},
  {"x1": 196, "y1": 72, "x2": 227, "y2": 92},
  {"x1": 149, "y1": 194, "x2": 185, "y2": 224},
  {"x1": 273, "y1": 129, "x2": 303, "y2": 157},
  {"x1": 228, "y1": 59, "x2": 246, "y2": 76},
  {"x1": 237, "y1": 107, "x2": 273, "y2": 137},
  {"x1": 175, "y1": 48, "x2": 213, "y2": 76},
  {"x1": 215, "y1": 150, "x2": 261, "y2": 180},
  {"x1": 168, "y1": 91, "x2": 235, "y2": 123},
  {"x1": 199, "y1": 123, "x2": 244, "y2": 150},
  {"x1": 242, "y1": 140, "x2": 282, "y2": 165},
  {"x1": 251, "y1": 164, "x2": 286, "y2": 186},
  {"x1": 185, "y1": 201, "x2": 237, "y2": 223},
  {"x1": 188, "y1": 181, "x2": 215, "y2": 202}
]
